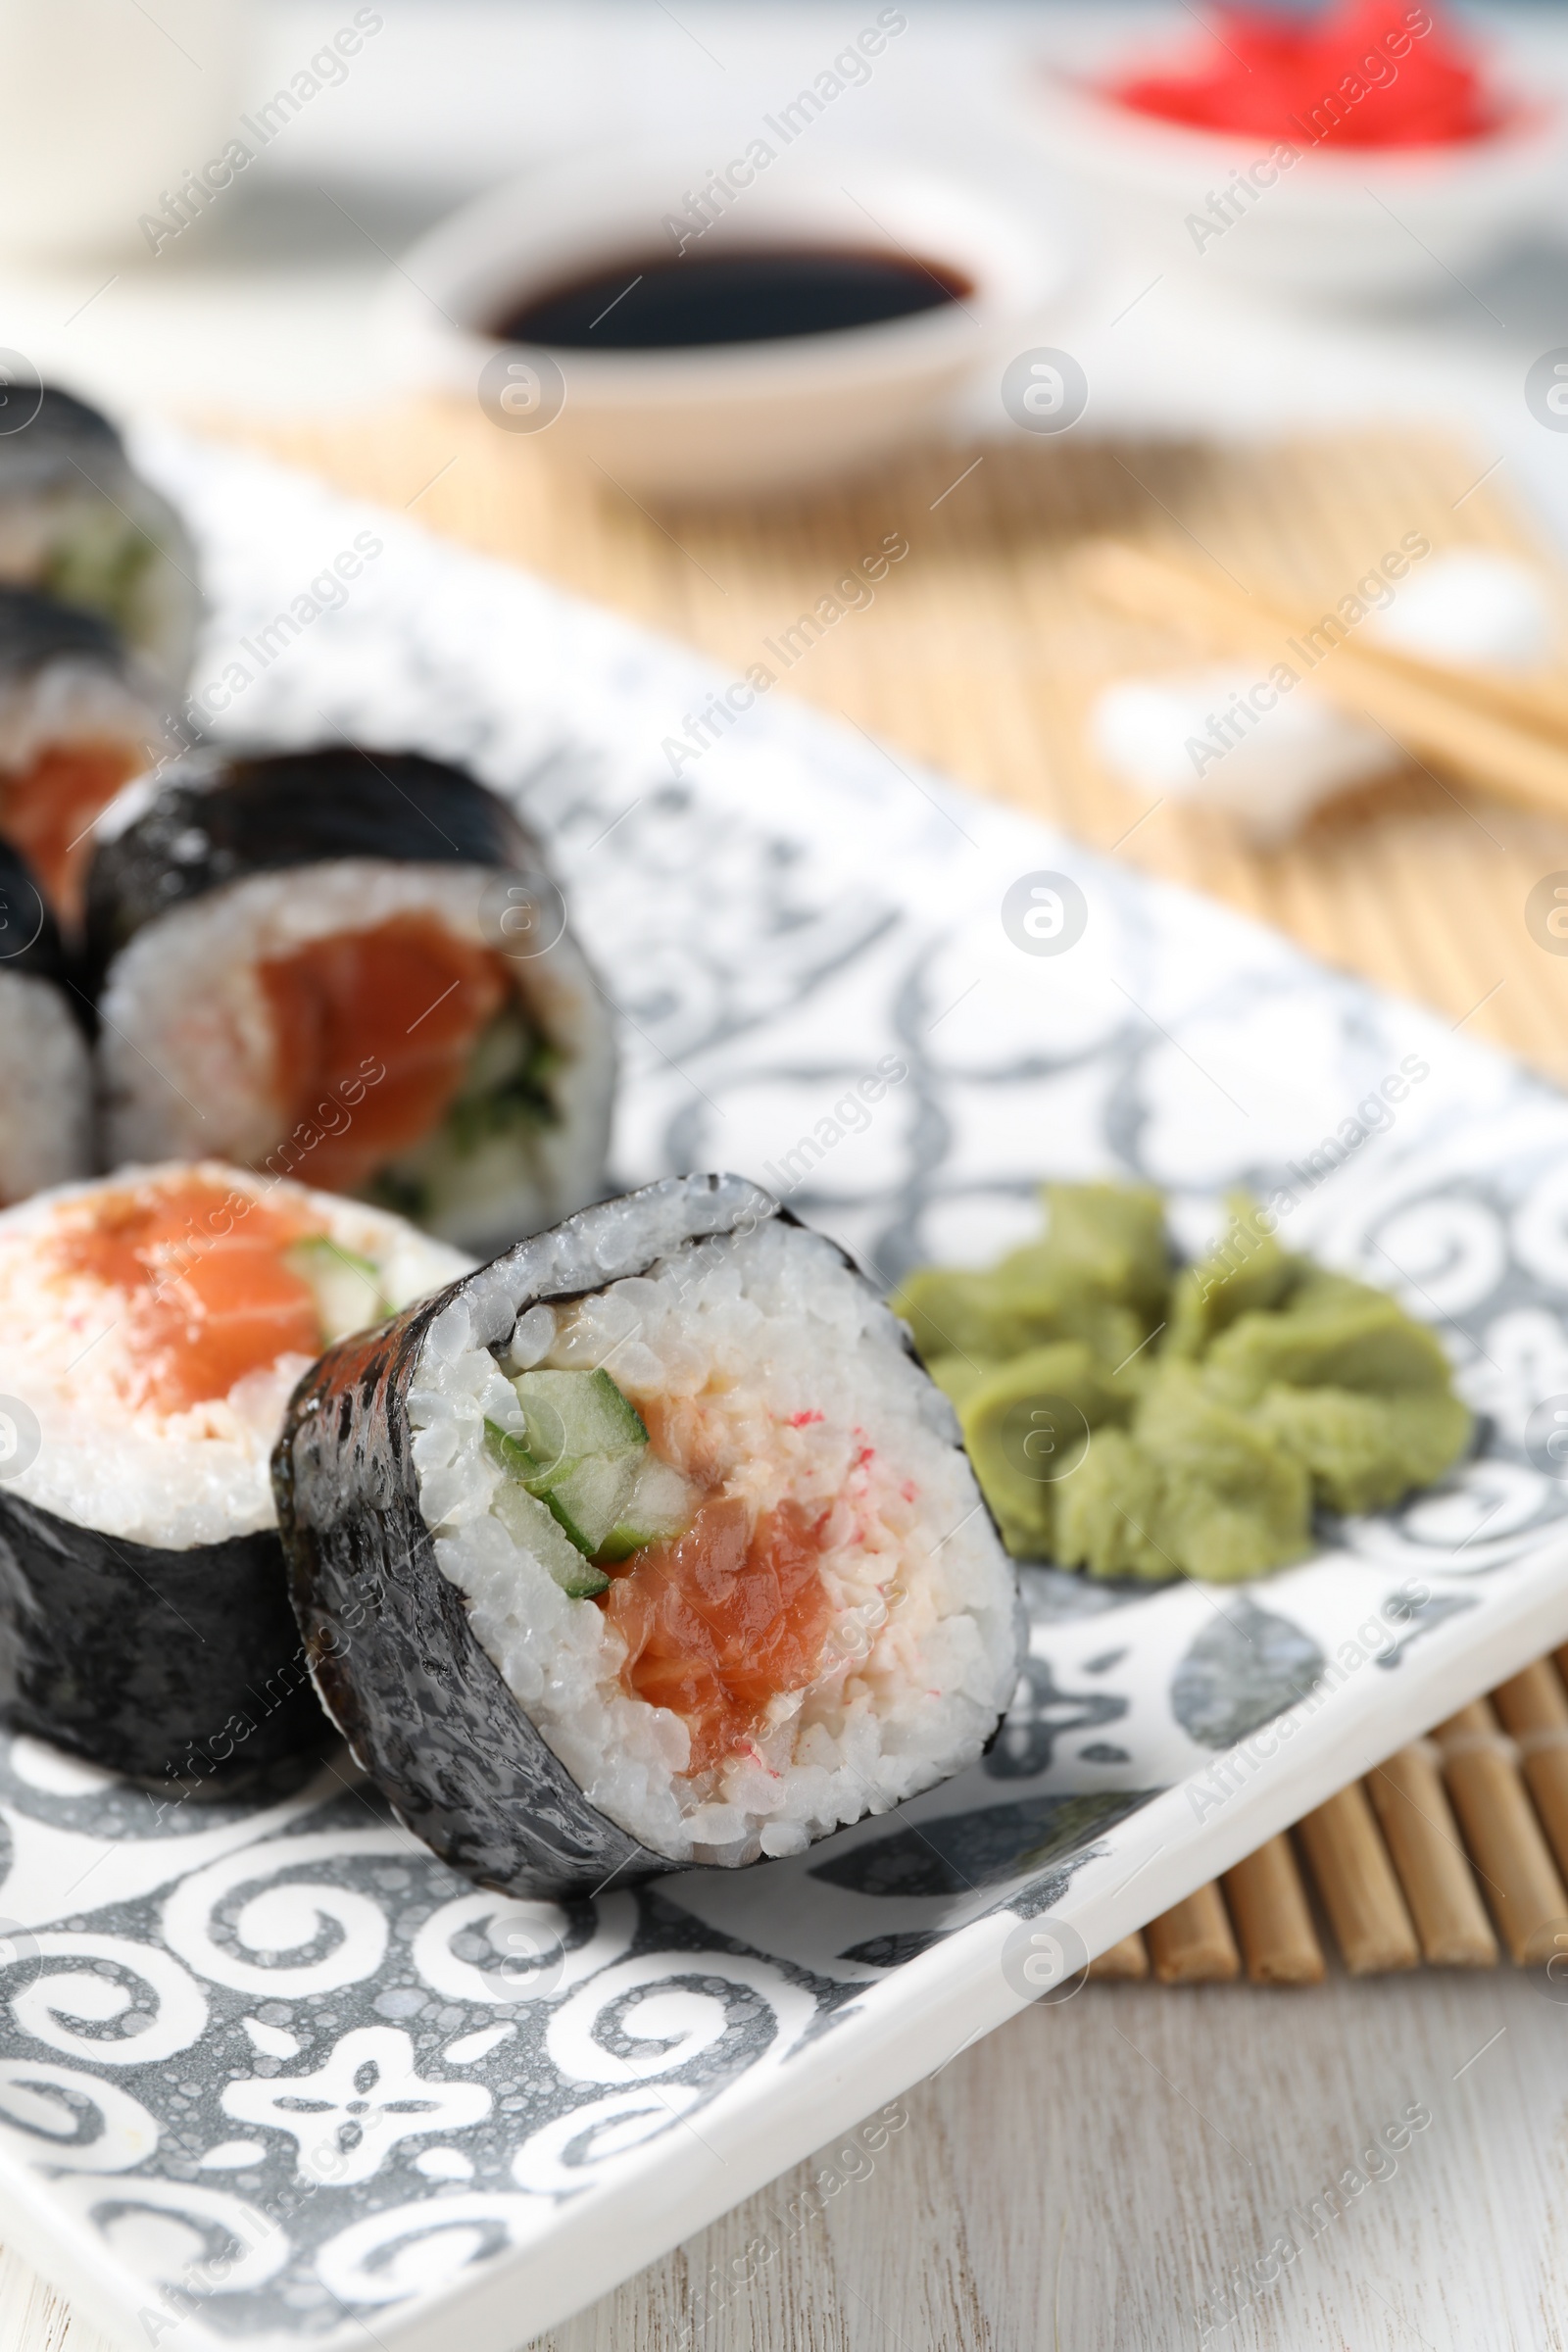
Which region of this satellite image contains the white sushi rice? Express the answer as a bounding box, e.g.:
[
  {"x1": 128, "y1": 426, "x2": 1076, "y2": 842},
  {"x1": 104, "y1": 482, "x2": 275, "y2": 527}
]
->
[
  {"x1": 97, "y1": 860, "x2": 613, "y2": 1254},
  {"x1": 0, "y1": 658, "x2": 162, "y2": 775},
  {"x1": 413, "y1": 1217, "x2": 1020, "y2": 1868},
  {"x1": 0, "y1": 1161, "x2": 467, "y2": 1547},
  {"x1": 0, "y1": 972, "x2": 92, "y2": 1206}
]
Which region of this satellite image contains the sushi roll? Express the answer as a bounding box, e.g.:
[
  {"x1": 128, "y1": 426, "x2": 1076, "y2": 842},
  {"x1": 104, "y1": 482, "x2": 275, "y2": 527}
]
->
[
  {"x1": 274, "y1": 1173, "x2": 1021, "y2": 1896},
  {"x1": 0, "y1": 385, "x2": 199, "y2": 695},
  {"x1": 86, "y1": 745, "x2": 615, "y2": 1259},
  {"x1": 0, "y1": 838, "x2": 92, "y2": 1204},
  {"x1": 0, "y1": 1160, "x2": 467, "y2": 1785},
  {"x1": 0, "y1": 587, "x2": 167, "y2": 922}
]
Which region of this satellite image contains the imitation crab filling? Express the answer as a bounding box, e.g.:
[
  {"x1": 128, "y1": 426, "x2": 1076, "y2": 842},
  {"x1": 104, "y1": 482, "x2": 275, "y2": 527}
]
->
[
  {"x1": 0, "y1": 1162, "x2": 468, "y2": 1548},
  {"x1": 409, "y1": 1210, "x2": 1021, "y2": 1868}
]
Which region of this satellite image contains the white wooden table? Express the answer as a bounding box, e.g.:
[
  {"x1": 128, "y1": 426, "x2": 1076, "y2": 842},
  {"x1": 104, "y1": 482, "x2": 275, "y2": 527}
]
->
[{"x1": 616, "y1": 1967, "x2": 1563, "y2": 2352}]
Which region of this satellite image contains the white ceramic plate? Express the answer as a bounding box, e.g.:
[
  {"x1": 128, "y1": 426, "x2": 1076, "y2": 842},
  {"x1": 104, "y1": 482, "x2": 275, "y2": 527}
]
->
[{"x1": 6, "y1": 429, "x2": 1568, "y2": 2352}]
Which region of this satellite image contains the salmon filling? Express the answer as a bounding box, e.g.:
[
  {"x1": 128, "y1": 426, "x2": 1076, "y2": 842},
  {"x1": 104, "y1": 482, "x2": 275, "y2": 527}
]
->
[
  {"x1": 257, "y1": 915, "x2": 516, "y2": 1196},
  {"x1": 51, "y1": 1174, "x2": 322, "y2": 1416},
  {"x1": 1, "y1": 741, "x2": 143, "y2": 917},
  {"x1": 599, "y1": 1494, "x2": 834, "y2": 1774}
]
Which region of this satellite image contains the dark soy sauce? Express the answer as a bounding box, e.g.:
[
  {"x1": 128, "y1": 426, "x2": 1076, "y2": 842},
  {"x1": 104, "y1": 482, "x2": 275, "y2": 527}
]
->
[{"x1": 496, "y1": 247, "x2": 971, "y2": 352}]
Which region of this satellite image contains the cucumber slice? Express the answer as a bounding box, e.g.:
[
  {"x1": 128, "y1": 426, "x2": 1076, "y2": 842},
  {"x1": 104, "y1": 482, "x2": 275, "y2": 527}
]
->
[
  {"x1": 598, "y1": 1455, "x2": 699, "y2": 1561},
  {"x1": 491, "y1": 1479, "x2": 610, "y2": 1599},
  {"x1": 489, "y1": 1429, "x2": 639, "y2": 1558},
  {"x1": 443, "y1": 1007, "x2": 561, "y2": 1155},
  {"x1": 490, "y1": 1370, "x2": 662, "y2": 1563},
  {"x1": 484, "y1": 1419, "x2": 550, "y2": 1484},
  {"x1": 542, "y1": 1451, "x2": 641, "y2": 1556},
  {"x1": 509, "y1": 1368, "x2": 648, "y2": 1474},
  {"x1": 286, "y1": 1236, "x2": 390, "y2": 1345},
  {"x1": 484, "y1": 1418, "x2": 628, "y2": 1557}
]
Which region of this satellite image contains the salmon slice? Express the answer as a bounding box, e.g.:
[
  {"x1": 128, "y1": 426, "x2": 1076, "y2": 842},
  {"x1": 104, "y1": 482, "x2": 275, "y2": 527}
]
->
[
  {"x1": 257, "y1": 915, "x2": 512, "y2": 1195},
  {"x1": 54, "y1": 1174, "x2": 323, "y2": 1415},
  {"x1": 0, "y1": 741, "x2": 144, "y2": 919},
  {"x1": 600, "y1": 1494, "x2": 835, "y2": 1775}
]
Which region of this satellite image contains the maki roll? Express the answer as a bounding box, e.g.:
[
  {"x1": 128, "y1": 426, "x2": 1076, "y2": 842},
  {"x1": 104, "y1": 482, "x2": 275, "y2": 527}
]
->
[
  {"x1": 0, "y1": 385, "x2": 199, "y2": 695},
  {"x1": 0, "y1": 838, "x2": 92, "y2": 1204},
  {"x1": 87, "y1": 745, "x2": 615, "y2": 1258},
  {"x1": 0, "y1": 1161, "x2": 466, "y2": 1785},
  {"x1": 275, "y1": 1174, "x2": 1021, "y2": 1896},
  {"x1": 0, "y1": 587, "x2": 166, "y2": 922}
]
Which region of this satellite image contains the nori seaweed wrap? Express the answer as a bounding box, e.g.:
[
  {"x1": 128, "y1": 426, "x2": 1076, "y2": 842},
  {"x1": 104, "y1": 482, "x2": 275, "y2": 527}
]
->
[
  {"x1": 0, "y1": 1500, "x2": 326, "y2": 1787},
  {"x1": 86, "y1": 744, "x2": 616, "y2": 1258},
  {"x1": 0, "y1": 1161, "x2": 468, "y2": 1786},
  {"x1": 0, "y1": 831, "x2": 67, "y2": 983},
  {"x1": 0, "y1": 384, "x2": 199, "y2": 693},
  {"x1": 274, "y1": 1173, "x2": 1021, "y2": 1898}
]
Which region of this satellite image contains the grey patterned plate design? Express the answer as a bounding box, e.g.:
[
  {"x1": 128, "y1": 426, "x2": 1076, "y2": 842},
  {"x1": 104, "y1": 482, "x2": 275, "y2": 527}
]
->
[{"x1": 7, "y1": 428, "x2": 1568, "y2": 2352}]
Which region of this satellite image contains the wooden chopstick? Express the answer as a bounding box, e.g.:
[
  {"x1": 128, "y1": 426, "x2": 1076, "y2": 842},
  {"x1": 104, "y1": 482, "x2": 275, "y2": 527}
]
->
[
  {"x1": 1375, "y1": 651, "x2": 1568, "y2": 749},
  {"x1": 1082, "y1": 533, "x2": 1568, "y2": 737},
  {"x1": 1145, "y1": 1885, "x2": 1241, "y2": 1984},
  {"x1": 1222, "y1": 1835, "x2": 1325, "y2": 1984},
  {"x1": 1436, "y1": 1698, "x2": 1568, "y2": 1965},
  {"x1": 1294, "y1": 1785, "x2": 1420, "y2": 1975},
  {"x1": 1080, "y1": 537, "x2": 1568, "y2": 825},
  {"x1": 1366, "y1": 1743, "x2": 1497, "y2": 1967}
]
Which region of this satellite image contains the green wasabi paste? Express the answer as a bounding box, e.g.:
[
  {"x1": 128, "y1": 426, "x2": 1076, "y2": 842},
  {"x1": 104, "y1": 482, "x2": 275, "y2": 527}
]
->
[{"x1": 892, "y1": 1183, "x2": 1472, "y2": 1585}]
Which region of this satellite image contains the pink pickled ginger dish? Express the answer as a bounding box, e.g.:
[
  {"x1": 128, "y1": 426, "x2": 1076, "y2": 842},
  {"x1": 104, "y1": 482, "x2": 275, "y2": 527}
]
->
[{"x1": 1105, "y1": 1, "x2": 1507, "y2": 149}]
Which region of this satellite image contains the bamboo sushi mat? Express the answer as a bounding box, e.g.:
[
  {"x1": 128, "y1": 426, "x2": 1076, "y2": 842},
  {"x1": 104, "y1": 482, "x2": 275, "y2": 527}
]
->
[
  {"x1": 216, "y1": 401, "x2": 1568, "y2": 1984},
  {"x1": 225, "y1": 399, "x2": 1568, "y2": 1088}
]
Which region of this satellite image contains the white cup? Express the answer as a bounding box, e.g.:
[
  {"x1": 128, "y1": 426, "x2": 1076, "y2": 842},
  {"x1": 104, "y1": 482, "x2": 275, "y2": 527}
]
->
[{"x1": 0, "y1": 0, "x2": 244, "y2": 259}]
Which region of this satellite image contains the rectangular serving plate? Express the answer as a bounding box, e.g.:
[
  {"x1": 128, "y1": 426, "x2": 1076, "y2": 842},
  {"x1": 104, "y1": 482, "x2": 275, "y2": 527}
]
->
[{"x1": 4, "y1": 430, "x2": 1567, "y2": 2352}]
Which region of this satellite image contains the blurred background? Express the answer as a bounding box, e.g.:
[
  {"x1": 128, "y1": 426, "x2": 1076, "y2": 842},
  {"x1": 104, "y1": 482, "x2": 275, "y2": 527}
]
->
[
  {"x1": 6, "y1": 0, "x2": 1568, "y2": 464},
  {"x1": 15, "y1": 0, "x2": 1565, "y2": 1051}
]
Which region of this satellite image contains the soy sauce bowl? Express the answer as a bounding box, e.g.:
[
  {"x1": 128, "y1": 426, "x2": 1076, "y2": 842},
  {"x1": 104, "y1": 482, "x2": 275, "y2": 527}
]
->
[{"x1": 380, "y1": 153, "x2": 1067, "y2": 499}]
